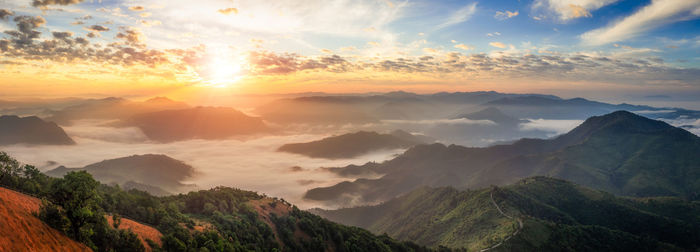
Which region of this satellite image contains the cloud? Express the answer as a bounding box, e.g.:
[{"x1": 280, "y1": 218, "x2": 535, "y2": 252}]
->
[
  {"x1": 489, "y1": 42, "x2": 507, "y2": 48},
  {"x1": 436, "y1": 2, "x2": 477, "y2": 29},
  {"x1": 422, "y1": 47, "x2": 438, "y2": 54},
  {"x1": 116, "y1": 27, "x2": 144, "y2": 47},
  {"x1": 85, "y1": 25, "x2": 109, "y2": 32},
  {"x1": 32, "y1": 0, "x2": 84, "y2": 7},
  {"x1": 454, "y1": 44, "x2": 474, "y2": 50},
  {"x1": 494, "y1": 10, "x2": 519, "y2": 20},
  {"x1": 3, "y1": 16, "x2": 46, "y2": 48},
  {"x1": 581, "y1": 0, "x2": 700, "y2": 45},
  {"x1": 1, "y1": 120, "x2": 400, "y2": 209},
  {"x1": 218, "y1": 8, "x2": 239, "y2": 15},
  {"x1": 532, "y1": 0, "x2": 617, "y2": 21},
  {"x1": 128, "y1": 6, "x2": 145, "y2": 11},
  {"x1": 487, "y1": 32, "x2": 501, "y2": 37},
  {"x1": 519, "y1": 119, "x2": 583, "y2": 136},
  {"x1": 51, "y1": 31, "x2": 73, "y2": 39},
  {"x1": 248, "y1": 51, "x2": 352, "y2": 74},
  {"x1": 0, "y1": 9, "x2": 13, "y2": 20}
]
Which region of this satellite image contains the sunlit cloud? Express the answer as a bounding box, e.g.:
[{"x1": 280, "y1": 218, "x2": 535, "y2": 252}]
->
[
  {"x1": 581, "y1": 0, "x2": 700, "y2": 45},
  {"x1": 532, "y1": 0, "x2": 617, "y2": 21},
  {"x1": 435, "y1": 2, "x2": 477, "y2": 29},
  {"x1": 494, "y1": 10, "x2": 519, "y2": 20},
  {"x1": 489, "y1": 42, "x2": 507, "y2": 48}
]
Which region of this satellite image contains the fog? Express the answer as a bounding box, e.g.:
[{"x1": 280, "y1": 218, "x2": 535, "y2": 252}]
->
[
  {"x1": 519, "y1": 119, "x2": 584, "y2": 137},
  {"x1": 2, "y1": 121, "x2": 403, "y2": 209}
]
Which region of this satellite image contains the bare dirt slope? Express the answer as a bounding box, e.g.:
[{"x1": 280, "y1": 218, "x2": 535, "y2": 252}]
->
[{"x1": 0, "y1": 187, "x2": 91, "y2": 252}]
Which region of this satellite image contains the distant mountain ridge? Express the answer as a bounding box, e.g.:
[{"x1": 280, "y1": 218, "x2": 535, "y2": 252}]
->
[
  {"x1": 45, "y1": 96, "x2": 190, "y2": 125},
  {"x1": 305, "y1": 111, "x2": 700, "y2": 206},
  {"x1": 118, "y1": 106, "x2": 269, "y2": 142},
  {"x1": 0, "y1": 115, "x2": 75, "y2": 145},
  {"x1": 278, "y1": 130, "x2": 429, "y2": 159}
]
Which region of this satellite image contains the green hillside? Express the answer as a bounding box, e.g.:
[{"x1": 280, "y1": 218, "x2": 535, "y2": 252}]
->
[
  {"x1": 307, "y1": 111, "x2": 700, "y2": 205},
  {"x1": 316, "y1": 177, "x2": 700, "y2": 251}
]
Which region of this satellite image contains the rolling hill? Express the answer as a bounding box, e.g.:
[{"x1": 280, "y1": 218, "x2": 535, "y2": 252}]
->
[
  {"x1": 306, "y1": 111, "x2": 700, "y2": 206},
  {"x1": 315, "y1": 177, "x2": 700, "y2": 251},
  {"x1": 45, "y1": 154, "x2": 195, "y2": 195},
  {"x1": 278, "y1": 130, "x2": 430, "y2": 159},
  {"x1": 0, "y1": 115, "x2": 75, "y2": 145}
]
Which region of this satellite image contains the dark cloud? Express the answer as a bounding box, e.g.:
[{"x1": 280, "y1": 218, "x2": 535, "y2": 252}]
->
[
  {"x1": 32, "y1": 0, "x2": 84, "y2": 7},
  {"x1": 0, "y1": 9, "x2": 14, "y2": 20},
  {"x1": 116, "y1": 27, "x2": 143, "y2": 47},
  {"x1": 3, "y1": 16, "x2": 46, "y2": 48},
  {"x1": 249, "y1": 51, "x2": 353, "y2": 74},
  {"x1": 52, "y1": 31, "x2": 72, "y2": 39},
  {"x1": 86, "y1": 25, "x2": 109, "y2": 32}
]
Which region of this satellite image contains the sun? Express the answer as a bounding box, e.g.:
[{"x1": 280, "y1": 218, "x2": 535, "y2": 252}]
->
[{"x1": 200, "y1": 48, "x2": 245, "y2": 88}]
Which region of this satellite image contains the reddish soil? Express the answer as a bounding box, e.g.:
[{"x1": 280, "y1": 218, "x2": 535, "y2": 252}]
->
[
  {"x1": 248, "y1": 198, "x2": 293, "y2": 246},
  {"x1": 107, "y1": 215, "x2": 163, "y2": 251},
  {"x1": 0, "y1": 187, "x2": 91, "y2": 252}
]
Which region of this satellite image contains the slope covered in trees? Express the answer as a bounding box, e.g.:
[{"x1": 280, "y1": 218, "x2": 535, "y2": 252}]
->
[{"x1": 315, "y1": 177, "x2": 700, "y2": 251}]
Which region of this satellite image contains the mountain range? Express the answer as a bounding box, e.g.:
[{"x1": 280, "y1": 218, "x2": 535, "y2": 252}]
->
[{"x1": 305, "y1": 111, "x2": 700, "y2": 206}]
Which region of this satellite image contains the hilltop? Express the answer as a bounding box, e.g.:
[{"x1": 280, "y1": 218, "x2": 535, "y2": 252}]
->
[{"x1": 45, "y1": 154, "x2": 195, "y2": 195}]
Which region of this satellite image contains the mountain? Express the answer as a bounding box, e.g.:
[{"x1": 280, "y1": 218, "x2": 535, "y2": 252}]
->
[
  {"x1": 305, "y1": 111, "x2": 700, "y2": 206},
  {"x1": 0, "y1": 115, "x2": 75, "y2": 145},
  {"x1": 46, "y1": 97, "x2": 190, "y2": 125},
  {"x1": 278, "y1": 130, "x2": 429, "y2": 159},
  {"x1": 117, "y1": 107, "x2": 268, "y2": 142},
  {"x1": 315, "y1": 177, "x2": 700, "y2": 250},
  {"x1": 0, "y1": 187, "x2": 91, "y2": 251},
  {"x1": 45, "y1": 154, "x2": 194, "y2": 195}
]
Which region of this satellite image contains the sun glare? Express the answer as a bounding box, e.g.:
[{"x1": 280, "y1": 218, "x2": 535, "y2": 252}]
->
[{"x1": 201, "y1": 47, "x2": 245, "y2": 88}]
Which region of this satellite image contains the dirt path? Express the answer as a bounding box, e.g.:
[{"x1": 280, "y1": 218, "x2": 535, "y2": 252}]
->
[{"x1": 479, "y1": 190, "x2": 523, "y2": 252}]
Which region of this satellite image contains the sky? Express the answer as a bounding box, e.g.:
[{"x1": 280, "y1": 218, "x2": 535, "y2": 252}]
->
[{"x1": 0, "y1": 0, "x2": 699, "y2": 101}]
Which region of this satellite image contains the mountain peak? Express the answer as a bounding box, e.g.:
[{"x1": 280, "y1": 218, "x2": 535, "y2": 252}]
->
[{"x1": 558, "y1": 110, "x2": 677, "y2": 144}]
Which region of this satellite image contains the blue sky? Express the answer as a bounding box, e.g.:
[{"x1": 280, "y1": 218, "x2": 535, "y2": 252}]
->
[{"x1": 0, "y1": 0, "x2": 699, "y2": 98}]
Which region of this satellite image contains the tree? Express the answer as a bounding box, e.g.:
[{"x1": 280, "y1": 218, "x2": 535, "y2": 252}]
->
[
  {"x1": 49, "y1": 171, "x2": 101, "y2": 242},
  {"x1": 0, "y1": 151, "x2": 21, "y2": 185}
]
